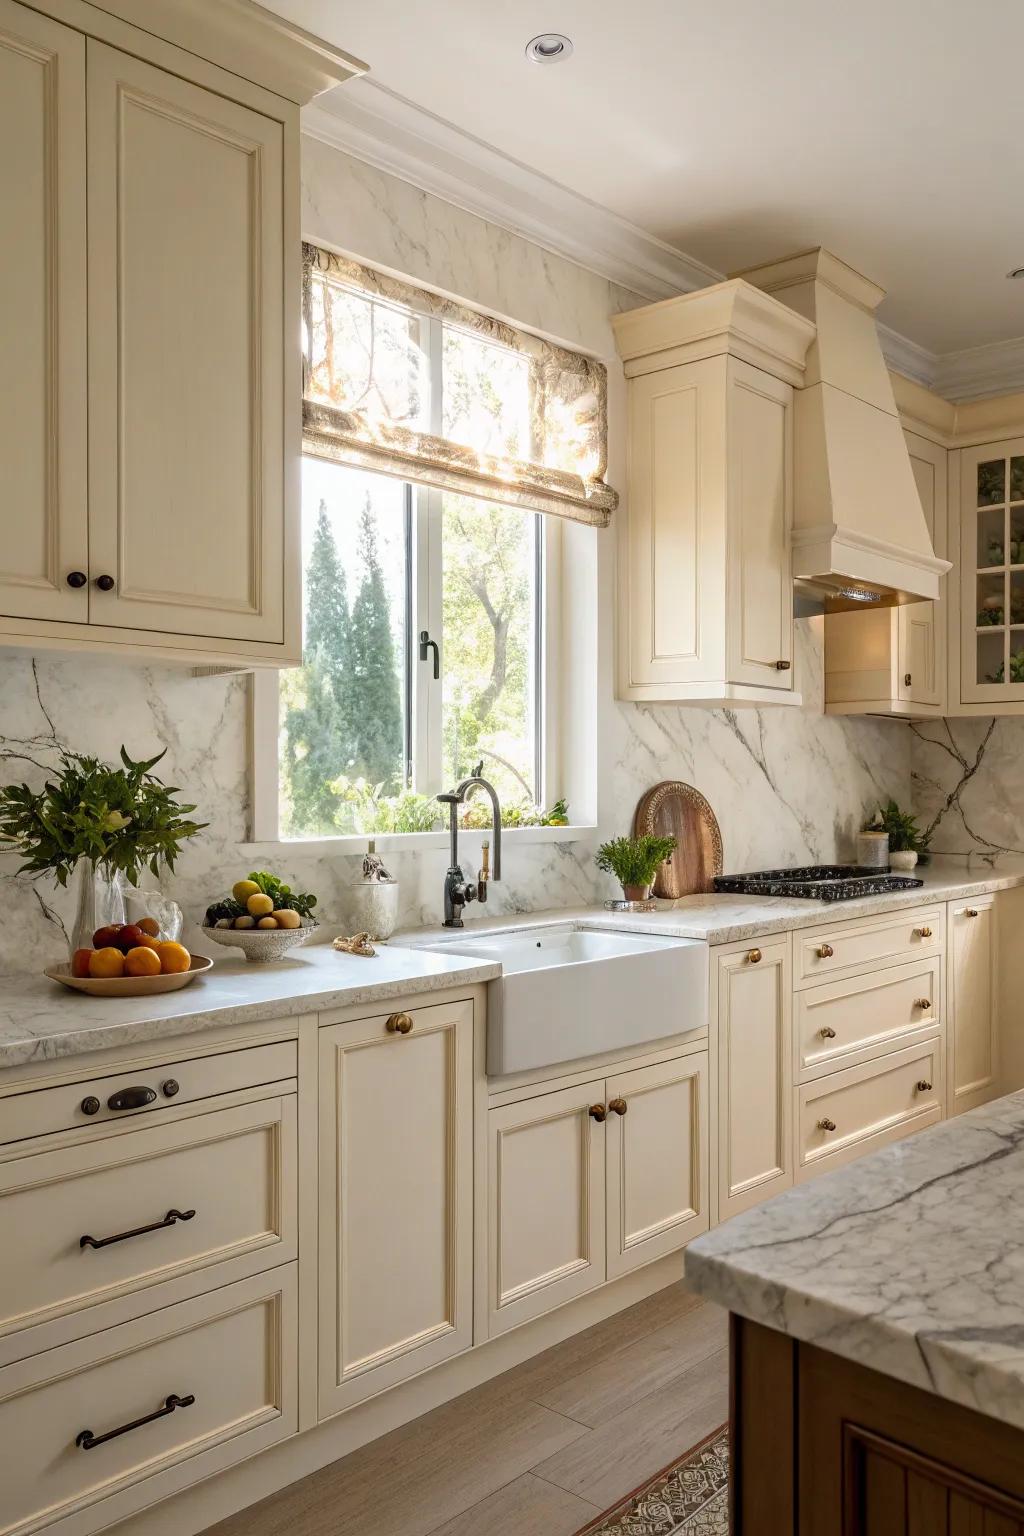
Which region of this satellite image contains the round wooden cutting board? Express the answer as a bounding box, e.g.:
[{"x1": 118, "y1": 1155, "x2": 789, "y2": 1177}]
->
[{"x1": 632, "y1": 781, "x2": 724, "y2": 899}]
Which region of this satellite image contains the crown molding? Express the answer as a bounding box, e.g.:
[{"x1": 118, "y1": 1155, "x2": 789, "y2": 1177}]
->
[
  {"x1": 877, "y1": 323, "x2": 938, "y2": 389},
  {"x1": 301, "y1": 81, "x2": 723, "y2": 302},
  {"x1": 933, "y1": 336, "x2": 1024, "y2": 403}
]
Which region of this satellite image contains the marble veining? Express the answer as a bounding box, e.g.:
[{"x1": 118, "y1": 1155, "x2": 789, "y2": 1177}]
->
[
  {"x1": 685, "y1": 1090, "x2": 1024, "y2": 1430},
  {"x1": 913, "y1": 717, "x2": 1024, "y2": 857}
]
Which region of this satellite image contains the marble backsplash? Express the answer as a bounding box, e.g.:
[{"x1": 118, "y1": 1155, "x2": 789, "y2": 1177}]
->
[
  {"x1": 911, "y1": 718, "x2": 1024, "y2": 857},
  {"x1": 0, "y1": 623, "x2": 912, "y2": 972}
]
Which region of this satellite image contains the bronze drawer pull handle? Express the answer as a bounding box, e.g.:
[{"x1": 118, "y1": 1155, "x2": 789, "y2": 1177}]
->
[
  {"x1": 107, "y1": 1085, "x2": 157, "y2": 1112},
  {"x1": 774, "y1": 659, "x2": 791, "y2": 671},
  {"x1": 747, "y1": 948, "x2": 762, "y2": 964},
  {"x1": 608, "y1": 1097, "x2": 628, "y2": 1116},
  {"x1": 818, "y1": 1026, "x2": 837, "y2": 1039},
  {"x1": 817, "y1": 943, "x2": 834, "y2": 959},
  {"x1": 916, "y1": 1080, "x2": 933, "y2": 1093},
  {"x1": 904, "y1": 672, "x2": 912, "y2": 687},
  {"x1": 817, "y1": 1118, "x2": 837, "y2": 1132},
  {"x1": 76, "y1": 1393, "x2": 195, "y2": 1450},
  {"x1": 589, "y1": 1103, "x2": 607, "y2": 1122},
  {"x1": 385, "y1": 1012, "x2": 414, "y2": 1034},
  {"x1": 914, "y1": 926, "x2": 933, "y2": 938},
  {"x1": 915, "y1": 999, "x2": 932, "y2": 1011},
  {"x1": 80, "y1": 1208, "x2": 196, "y2": 1251},
  {"x1": 966, "y1": 908, "x2": 980, "y2": 918}
]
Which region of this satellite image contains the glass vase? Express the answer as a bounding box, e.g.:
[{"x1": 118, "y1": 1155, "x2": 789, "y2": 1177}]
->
[{"x1": 70, "y1": 858, "x2": 126, "y2": 956}]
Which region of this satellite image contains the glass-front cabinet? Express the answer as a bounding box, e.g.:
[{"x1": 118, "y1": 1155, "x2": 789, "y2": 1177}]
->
[{"x1": 961, "y1": 439, "x2": 1024, "y2": 703}]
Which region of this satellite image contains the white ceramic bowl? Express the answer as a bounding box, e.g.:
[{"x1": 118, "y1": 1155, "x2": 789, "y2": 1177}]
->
[{"x1": 201, "y1": 921, "x2": 317, "y2": 964}]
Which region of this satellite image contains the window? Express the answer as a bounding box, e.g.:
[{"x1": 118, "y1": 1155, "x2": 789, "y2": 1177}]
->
[{"x1": 255, "y1": 249, "x2": 613, "y2": 843}]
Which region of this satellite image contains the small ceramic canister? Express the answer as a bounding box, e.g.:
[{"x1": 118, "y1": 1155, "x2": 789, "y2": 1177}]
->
[{"x1": 856, "y1": 830, "x2": 890, "y2": 869}]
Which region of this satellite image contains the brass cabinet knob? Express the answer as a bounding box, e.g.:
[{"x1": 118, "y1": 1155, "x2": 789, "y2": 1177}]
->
[
  {"x1": 589, "y1": 1103, "x2": 607, "y2": 1122},
  {"x1": 966, "y1": 908, "x2": 980, "y2": 918},
  {"x1": 774, "y1": 659, "x2": 792, "y2": 671},
  {"x1": 747, "y1": 948, "x2": 762, "y2": 964},
  {"x1": 817, "y1": 943, "x2": 834, "y2": 959},
  {"x1": 915, "y1": 999, "x2": 932, "y2": 1011},
  {"x1": 818, "y1": 1026, "x2": 837, "y2": 1040},
  {"x1": 386, "y1": 1012, "x2": 414, "y2": 1035},
  {"x1": 916, "y1": 1080, "x2": 933, "y2": 1093},
  {"x1": 817, "y1": 1117, "x2": 837, "y2": 1132},
  {"x1": 608, "y1": 1097, "x2": 628, "y2": 1116},
  {"x1": 914, "y1": 926, "x2": 932, "y2": 938}
]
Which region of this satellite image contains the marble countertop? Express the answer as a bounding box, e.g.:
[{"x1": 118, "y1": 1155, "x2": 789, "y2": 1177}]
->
[
  {"x1": 0, "y1": 944, "x2": 500, "y2": 1072},
  {"x1": 685, "y1": 1090, "x2": 1024, "y2": 1430}
]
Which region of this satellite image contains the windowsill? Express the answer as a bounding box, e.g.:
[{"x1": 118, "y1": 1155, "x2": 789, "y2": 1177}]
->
[{"x1": 241, "y1": 824, "x2": 596, "y2": 856}]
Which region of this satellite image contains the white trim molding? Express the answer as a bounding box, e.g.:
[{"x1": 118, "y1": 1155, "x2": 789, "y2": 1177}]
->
[{"x1": 301, "y1": 80, "x2": 722, "y2": 303}]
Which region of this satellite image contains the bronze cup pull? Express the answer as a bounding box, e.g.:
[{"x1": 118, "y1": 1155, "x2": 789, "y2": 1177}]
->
[
  {"x1": 608, "y1": 1098, "x2": 628, "y2": 1116},
  {"x1": 589, "y1": 1104, "x2": 607, "y2": 1122},
  {"x1": 385, "y1": 1012, "x2": 414, "y2": 1034},
  {"x1": 107, "y1": 1085, "x2": 157, "y2": 1112},
  {"x1": 76, "y1": 1393, "x2": 195, "y2": 1451},
  {"x1": 817, "y1": 1118, "x2": 837, "y2": 1132},
  {"x1": 747, "y1": 948, "x2": 762, "y2": 964}
]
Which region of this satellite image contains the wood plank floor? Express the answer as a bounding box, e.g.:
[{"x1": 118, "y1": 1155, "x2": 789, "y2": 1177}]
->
[{"x1": 206, "y1": 1284, "x2": 728, "y2": 1536}]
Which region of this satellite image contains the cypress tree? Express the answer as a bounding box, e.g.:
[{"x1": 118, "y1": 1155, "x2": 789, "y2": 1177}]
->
[{"x1": 349, "y1": 498, "x2": 403, "y2": 788}]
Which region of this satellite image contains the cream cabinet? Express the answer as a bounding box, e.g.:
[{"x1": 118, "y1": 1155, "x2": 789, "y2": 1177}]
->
[
  {"x1": 825, "y1": 430, "x2": 948, "y2": 716},
  {"x1": 0, "y1": 0, "x2": 345, "y2": 666},
  {"x1": 948, "y1": 896, "x2": 999, "y2": 1114},
  {"x1": 0, "y1": 0, "x2": 88, "y2": 625},
  {"x1": 317, "y1": 1000, "x2": 474, "y2": 1417},
  {"x1": 959, "y1": 439, "x2": 1024, "y2": 706},
  {"x1": 713, "y1": 936, "x2": 793, "y2": 1222},
  {"x1": 612, "y1": 280, "x2": 815, "y2": 706}
]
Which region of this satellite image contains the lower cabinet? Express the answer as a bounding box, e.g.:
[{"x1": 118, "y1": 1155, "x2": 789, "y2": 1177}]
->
[
  {"x1": 796, "y1": 1037, "x2": 943, "y2": 1181},
  {"x1": 317, "y1": 1000, "x2": 474, "y2": 1418},
  {"x1": 948, "y1": 896, "x2": 999, "y2": 1115},
  {"x1": 485, "y1": 1051, "x2": 709, "y2": 1337},
  {"x1": 714, "y1": 937, "x2": 793, "y2": 1222}
]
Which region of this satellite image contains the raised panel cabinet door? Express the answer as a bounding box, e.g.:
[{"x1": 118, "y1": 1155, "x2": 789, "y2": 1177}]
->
[
  {"x1": 715, "y1": 938, "x2": 793, "y2": 1222},
  {"x1": 725, "y1": 359, "x2": 795, "y2": 691},
  {"x1": 605, "y1": 1053, "x2": 709, "y2": 1281},
  {"x1": 486, "y1": 1081, "x2": 607, "y2": 1337},
  {"x1": 623, "y1": 357, "x2": 727, "y2": 692},
  {"x1": 86, "y1": 41, "x2": 285, "y2": 641},
  {"x1": 949, "y1": 897, "x2": 999, "y2": 1114},
  {"x1": 0, "y1": 0, "x2": 88, "y2": 622},
  {"x1": 898, "y1": 431, "x2": 947, "y2": 709},
  {"x1": 317, "y1": 1001, "x2": 473, "y2": 1418}
]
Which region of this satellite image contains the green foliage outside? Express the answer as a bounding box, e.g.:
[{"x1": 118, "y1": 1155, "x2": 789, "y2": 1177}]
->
[{"x1": 0, "y1": 747, "x2": 205, "y2": 885}]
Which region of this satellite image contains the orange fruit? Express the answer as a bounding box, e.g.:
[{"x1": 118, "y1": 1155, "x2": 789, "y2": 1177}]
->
[
  {"x1": 137, "y1": 917, "x2": 160, "y2": 937},
  {"x1": 154, "y1": 941, "x2": 191, "y2": 974},
  {"x1": 124, "y1": 945, "x2": 161, "y2": 977},
  {"x1": 135, "y1": 934, "x2": 160, "y2": 952},
  {"x1": 89, "y1": 947, "x2": 125, "y2": 978},
  {"x1": 71, "y1": 948, "x2": 93, "y2": 978}
]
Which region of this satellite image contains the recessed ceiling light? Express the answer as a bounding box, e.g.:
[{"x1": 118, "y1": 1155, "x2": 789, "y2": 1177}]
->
[
  {"x1": 1007, "y1": 268, "x2": 1024, "y2": 280},
  {"x1": 525, "y1": 33, "x2": 573, "y2": 63}
]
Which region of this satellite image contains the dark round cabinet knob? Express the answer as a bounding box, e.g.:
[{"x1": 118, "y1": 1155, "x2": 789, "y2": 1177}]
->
[
  {"x1": 94, "y1": 574, "x2": 116, "y2": 592},
  {"x1": 80, "y1": 1096, "x2": 101, "y2": 1116},
  {"x1": 161, "y1": 1079, "x2": 180, "y2": 1098},
  {"x1": 66, "y1": 571, "x2": 87, "y2": 589}
]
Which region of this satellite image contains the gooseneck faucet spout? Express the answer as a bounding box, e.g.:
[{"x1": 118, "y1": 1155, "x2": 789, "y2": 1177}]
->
[{"x1": 437, "y1": 768, "x2": 503, "y2": 927}]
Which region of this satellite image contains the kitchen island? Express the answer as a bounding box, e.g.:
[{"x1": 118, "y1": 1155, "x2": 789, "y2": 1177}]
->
[{"x1": 686, "y1": 1090, "x2": 1024, "y2": 1533}]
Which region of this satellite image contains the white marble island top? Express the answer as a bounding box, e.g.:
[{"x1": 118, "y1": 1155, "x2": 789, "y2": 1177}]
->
[
  {"x1": 686, "y1": 1090, "x2": 1024, "y2": 1430},
  {"x1": 0, "y1": 944, "x2": 500, "y2": 1072}
]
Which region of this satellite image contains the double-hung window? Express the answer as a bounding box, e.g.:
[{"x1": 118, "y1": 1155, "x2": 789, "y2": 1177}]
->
[{"x1": 261, "y1": 246, "x2": 616, "y2": 842}]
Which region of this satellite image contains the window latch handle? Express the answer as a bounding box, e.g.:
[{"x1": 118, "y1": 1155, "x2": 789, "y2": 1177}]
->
[{"x1": 419, "y1": 630, "x2": 440, "y2": 680}]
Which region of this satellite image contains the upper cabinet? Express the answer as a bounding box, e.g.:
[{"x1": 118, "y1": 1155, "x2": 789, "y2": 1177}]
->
[
  {"x1": 824, "y1": 430, "x2": 948, "y2": 717},
  {"x1": 959, "y1": 439, "x2": 1024, "y2": 706},
  {"x1": 0, "y1": 0, "x2": 363, "y2": 667},
  {"x1": 612, "y1": 282, "x2": 816, "y2": 706}
]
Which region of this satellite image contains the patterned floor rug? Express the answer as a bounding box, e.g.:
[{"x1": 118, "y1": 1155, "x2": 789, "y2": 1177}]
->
[{"x1": 573, "y1": 1424, "x2": 729, "y2": 1535}]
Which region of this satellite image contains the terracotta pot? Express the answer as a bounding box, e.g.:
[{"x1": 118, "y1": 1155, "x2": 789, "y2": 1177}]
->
[{"x1": 621, "y1": 883, "x2": 652, "y2": 903}]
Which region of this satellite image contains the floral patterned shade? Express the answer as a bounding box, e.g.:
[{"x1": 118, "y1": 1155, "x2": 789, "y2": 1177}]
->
[{"x1": 301, "y1": 244, "x2": 617, "y2": 526}]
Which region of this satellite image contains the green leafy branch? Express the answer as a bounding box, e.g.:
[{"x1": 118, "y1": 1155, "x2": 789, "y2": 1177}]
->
[{"x1": 0, "y1": 747, "x2": 207, "y2": 886}]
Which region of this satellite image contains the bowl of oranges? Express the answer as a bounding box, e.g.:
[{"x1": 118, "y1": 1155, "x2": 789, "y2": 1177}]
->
[
  {"x1": 46, "y1": 919, "x2": 212, "y2": 996},
  {"x1": 202, "y1": 873, "x2": 318, "y2": 963}
]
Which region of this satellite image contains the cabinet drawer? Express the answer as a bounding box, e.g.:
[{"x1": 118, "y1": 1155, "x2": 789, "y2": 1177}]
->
[
  {"x1": 794, "y1": 907, "x2": 943, "y2": 988},
  {"x1": 0, "y1": 1266, "x2": 296, "y2": 1536},
  {"x1": 0, "y1": 1092, "x2": 296, "y2": 1354},
  {"x1": 795, "y1": 958, "x2": 942, "y2": 1079},
  {"x1": 0, "y1": 1038, "x2": 296, "y2": 1145},
  {"x1": 797, "y1": 1039, "x2": 943, "y2": 1180}
]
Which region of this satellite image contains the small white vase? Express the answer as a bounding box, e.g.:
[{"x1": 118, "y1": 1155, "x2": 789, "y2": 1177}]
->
[
  {"x1": 347, "y1": 878, "x2": 400, "y2": 940},
  {"x1": 856, "y1": 831, "x2": 890, "y2": 870},
  {"x1": 889, "y1": 849, "x2": 919, "y2": 872}
]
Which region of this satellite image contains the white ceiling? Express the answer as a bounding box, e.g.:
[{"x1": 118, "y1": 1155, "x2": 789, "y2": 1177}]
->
[{"x1": 271, "y1": 0, "x2": 1024, "y2": 355}]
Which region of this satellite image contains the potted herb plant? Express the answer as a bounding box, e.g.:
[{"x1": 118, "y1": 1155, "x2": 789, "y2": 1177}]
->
[
  {"x1": 595, "y1": 833, "x2": 677, "y2": 903},
  {"x1": 0, "y1": 747, "x2": 206, "y2": 954}
]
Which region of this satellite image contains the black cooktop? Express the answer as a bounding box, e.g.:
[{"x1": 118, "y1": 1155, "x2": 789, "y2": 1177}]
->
[{"x1": 713, "y1": 864, "x2": 924, "y2": 902}]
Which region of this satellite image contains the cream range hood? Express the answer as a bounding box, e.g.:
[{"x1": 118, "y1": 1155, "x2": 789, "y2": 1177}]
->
[{"x1": 736, "y1": 248, "x2": 950, "y2": 610}]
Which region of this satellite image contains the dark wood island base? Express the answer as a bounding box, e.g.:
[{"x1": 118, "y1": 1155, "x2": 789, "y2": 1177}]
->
[{"x1": 731, "y1": 1315, "x2": 1024, "y2": 1534}]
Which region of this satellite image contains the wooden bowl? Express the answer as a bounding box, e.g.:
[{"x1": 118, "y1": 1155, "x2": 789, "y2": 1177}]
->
[{"x1": 45, "y1": 954, "x2": 214, "y2": 996}]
